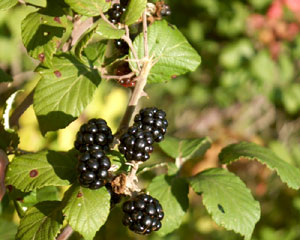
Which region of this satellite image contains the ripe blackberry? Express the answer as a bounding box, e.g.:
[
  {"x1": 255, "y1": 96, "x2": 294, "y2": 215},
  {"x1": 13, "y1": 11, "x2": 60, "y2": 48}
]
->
[
  {"x1": 74, "y1": 118, "x2": 113, "y2": 153},
  {"x1": 122, "y1": 194, "x2": 164, "y2": 235},
  {"x1": 77, "y1": 150, "x2": 111, "y2": 189},
  {"x1": 114, "y1": 39, "x2": 129, "y2": 53},
  {"x1": 108, "y1": 3, "x2": 127, "y2": 24},
  {"x1": 118, "y1": 126, "x2": 154, "y2": 162},
  {"x1": 106, "y1": 183, "x2": 122, "y2": 207},
  {"x1": 133, "y1": 107, "x2": 168, "y2": 142},
  {"x1": 160, "y1": 4, "x2": 171, "y2": 16}
]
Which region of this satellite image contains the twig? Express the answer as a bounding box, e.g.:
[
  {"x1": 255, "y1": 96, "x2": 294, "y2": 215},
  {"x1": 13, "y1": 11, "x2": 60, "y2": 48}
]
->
[
  {"x1": 102, "y1": 72, "x2": 135, "y2": 80},
  {"x1": 137, "y1": 162, "x2": 168, "y2": 176},
  {"x1": 9, "y1": 89, "x2": 34, "y2": 128},
  {"x1": 56, "y1": 225, "x2": 73, "y2": 240},
  {"x1": 116, "y1": 60, "x2": 152, "y2": 136},
  {"x1": 99, "y1": 11, "x2": 118, "y2": 30},
  {"x1": 0, "y1": 150, "x2": 9, "y2": 201},
  {"x1": 121, "y1": 26, "x2": 141, "y2": 71},
  {"x1": 143, "y1": 11, "x2": 149, "y2": 58}
]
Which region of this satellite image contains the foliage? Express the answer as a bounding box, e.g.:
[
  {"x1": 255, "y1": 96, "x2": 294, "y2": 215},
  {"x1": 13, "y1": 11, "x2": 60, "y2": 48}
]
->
[{"x1": 1, "y1": 0, "x2": 300, "y2": 240}]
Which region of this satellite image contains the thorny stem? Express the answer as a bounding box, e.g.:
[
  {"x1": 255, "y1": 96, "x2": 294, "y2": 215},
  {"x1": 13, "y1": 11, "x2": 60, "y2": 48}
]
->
[
  {"x1": 102, "y1": 72, "x2": 135, "y2": 81},
  {"x1": 115, "y1": 11, "x2": 152, "y2": 196},
  {"x1": 122, "y1": 26, "x2": 141, "y2": 71}
]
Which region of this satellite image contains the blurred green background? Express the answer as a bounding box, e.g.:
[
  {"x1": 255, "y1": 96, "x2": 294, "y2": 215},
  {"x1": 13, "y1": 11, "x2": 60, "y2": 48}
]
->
[{"x1": 1, "y1": 0, "x2": 300, "y2": 239}]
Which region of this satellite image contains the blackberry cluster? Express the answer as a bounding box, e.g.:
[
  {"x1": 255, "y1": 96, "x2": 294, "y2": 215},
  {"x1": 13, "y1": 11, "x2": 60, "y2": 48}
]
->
[
  {"x1": 133, "y1": 107, "x2": 168, "y2": 142},
  {"x1": 118, "y1": 126, "x2": 154, "y2": 161},
  {"x1": 118, "y1": 107, "x2": 167, "y2": 162},
  {"x1": 77, "y1": 150, "x2": 111, "y2": 189},
  {"x1": 74, "y1": 118, "x2": 113, "y2": 153},
  {"x1": 122, "y1": 194, "x2": 164, "y2": 235},
  {"x1": 160, "y1": 4, "x2": 171, "y2": 16},
  {"x1": 106, "y1": 183, "x2": 122, "y2": 207},
  {"x1": 108, "y1": 2, "x2": 127, "y2": 24}
]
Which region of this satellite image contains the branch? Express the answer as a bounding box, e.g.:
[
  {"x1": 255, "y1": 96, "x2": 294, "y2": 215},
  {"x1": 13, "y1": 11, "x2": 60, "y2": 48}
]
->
[
  {"x1": 121, "y1": 26, "x2": 141, "y2": 71},
  {"x1": 56, "y1": 225, "x2": 73, "y2": 240},
  {"x1": 102, "y1": 72, "x2": 135, "y2": 81},
  {"x1": 70, "y1": 17, "x2": 94, "y2": 47},
  {"x1": 9, "y1": 89, "x2": 34, "y2": 128},
  {"x1": 143, "y1": 11, "x2": 149, "y2": 58}
]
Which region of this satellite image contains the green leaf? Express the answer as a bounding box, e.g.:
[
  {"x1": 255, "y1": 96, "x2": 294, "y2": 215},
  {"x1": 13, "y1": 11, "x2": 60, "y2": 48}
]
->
[
  {"x1": 65, "y1": 0, "x2": 110, "y2": 17},
  {"x1": 17, "y1": 201, "x2": 64, "y2": 240},
  {"x1": 25, "y1": 0, "x2": 47, "y2": 7},
  {"x1": 74, "y1": 25, "x2": 97, "y2": 61},
  {"x1": 34, "y1": 54, "x2": 101, "y2": 134},
  {"x1": 0, "y1": 218, "x2": 17, "y2": 240},
  {"x1": 0, "y1": 0, "x2": 18, "y2": 10},
  {"x1": 123, "y1": 0, "x2": 147, "y2": 26},
  {"x1": 5, "y1": 150, "x2": 77, "y2": 192},
  {"x1": 219, "y1": 142, "x2": 300, "y2": 190},
  {"x1": 159, "y1": 136, "x2": 211, "y2": 167},
  {"x1": 130, "y1": 20, "x2": 201, "y2": 83},
  {"x1": 96, "y1": 19, "x2": 125, "y2": 39},
  {"x1": 147, "y1": 175, "x2": 189, "y2": 236},
  {"x1": 21, "y1": 11, "x2": 67, "y2": 67},
  {"x1": 189, "y1": 168, "x2": 260, "y2": 240},
  {"x1": 83, "y1": 40, "x2": 107, "y2": 67},
  {"x1": 0, "y1": 68, "x2": 13, "y2": 83},
  {"x1": 62, "y1": 183, "x2": 110, "y2": 240}
]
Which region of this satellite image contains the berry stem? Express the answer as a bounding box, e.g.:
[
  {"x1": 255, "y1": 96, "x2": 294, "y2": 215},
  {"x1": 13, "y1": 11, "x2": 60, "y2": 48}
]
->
[
  {"x1": 143, "y1": 11, "x2": 149, "y2": 59},
  {"x1": 116, "y1": 60, "x2": 153, "y2": 137}
]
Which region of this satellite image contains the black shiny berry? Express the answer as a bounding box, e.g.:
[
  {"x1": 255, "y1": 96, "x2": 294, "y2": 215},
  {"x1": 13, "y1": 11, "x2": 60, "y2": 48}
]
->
[{"x1": 122, "y1": 194, "x2": 164, "y2": 235}]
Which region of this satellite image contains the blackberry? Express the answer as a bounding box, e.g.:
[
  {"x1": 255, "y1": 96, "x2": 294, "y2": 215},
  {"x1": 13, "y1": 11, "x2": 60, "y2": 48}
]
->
[
  {"x1": 118, "y1": 127, "x2": 153, "y2": 162},
  {"x1": 133, "y1": 107, "x2": 168, "y2": 142},
  {"x1": 106, "y1": 183, "x2": 122, "y2": 207},
  {"x1": 160, "y1": 4, "x2": 171, "y2": 16},
  {"x1": 108, "y1": 2, "x2": 127, "y2": 24},
  {"x1": 74, "y1": 118, "x2": 113, "y2": 153},
  {"x1": 114, "y1": 39, "x2": 129, "y2": 53},
  {"x1": 77, "y1": 150, "x2": 111, "y2": 189},
  {"x1": 122, "y1": 194, "x2": 164, "y2": 235}
]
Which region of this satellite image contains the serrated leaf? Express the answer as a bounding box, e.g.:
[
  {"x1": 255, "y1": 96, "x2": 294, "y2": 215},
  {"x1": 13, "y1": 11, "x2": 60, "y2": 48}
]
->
[
  {"x1": 123, "y1": 0, "x2": 147, "y2": 26},
  {"x1": 84, "y1": 40, "x2": 107, "y2": 67},
  {"x1": 5, "y1": 150, "x2": 77, "y2": 192},
  {"x1": 34, "y1": 54, "x2": 101, "y2": 134},
  {"x1": 21, "y1": 11, "x2": 67, "y2": 67},
  {"x1": 159, "y1": 136, "x2": 211, "y2": 167},
  {"x1": 25, "y1": 0, "x2": 47, "y2": 7},
  {"x1": 96, "y1": 19, "x2": 125, "y2": 39},
  {"x1": 0, "y1": 68, "x2": 13, "y2": 83},
  {"x1": 130, "y1": 20, "x2": 201, "y2": 83},
  {"x1": 219, "y1": 142, "x2": 300, "y2": 190},
  {"x1": 62, "y1": 183, "x2": 110, "y2": 240},
  {"x1": 147, "y1": 174, "x2": 189, "y2": 236},
  {"x1": 65, "y1": 0, "x2": 110, "y2": 17},
  {"x1": 0, "y1": 0, "x2": 18, "y2": 10},
  {"x1": 189, "y1": 168, "x2": 260, "y2": 240},
  {"x1": 17, "y1": 201, "x2": 64, "y2": 240},
  {"x1": 74, "y1": 26, "x2": 97, "y2": 60}
]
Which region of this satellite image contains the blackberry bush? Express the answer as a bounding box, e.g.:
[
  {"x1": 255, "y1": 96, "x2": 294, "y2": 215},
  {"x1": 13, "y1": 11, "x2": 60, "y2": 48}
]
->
[
  {"x1": 74, "y1": 118, "x2": 114, "y2": 153},
  {"x1": 3, "y1": 1, "x2": 300, "y2": 240},
  {"x1": 122, "y1": 194, "x2": 164, "y2": 235}
]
